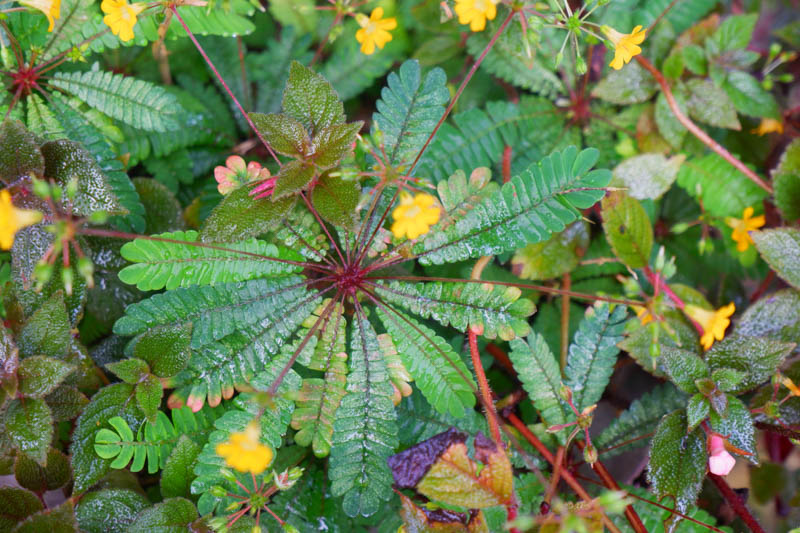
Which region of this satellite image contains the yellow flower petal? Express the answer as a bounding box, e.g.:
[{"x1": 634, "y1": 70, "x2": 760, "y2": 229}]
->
[
  {"x1": 685, "y1": 303, "x2": 735, "y2": 351},
  {"x1": 752, "y1": 118, "x2": 783, "y2": 136},
  {"x1": 391, "y1": 192, "x2": 441, "y2": 240},
  {"x1": 454, "y1": 0, "x2": 497, "y2": 32},
  {"x1": 725, "y1": 206, "x2": 766, "y2": 252},
  {"x1": 0, "y1": 190, "x2": 43, "y2": 250},
  {"x1": 101, "y1": 0, "x2": 144, "y2": 42},
  {"x1": 604, "y1": 24, "x2": 647, "y2": 70},
  {"x1": 355, "y1": 7, "x2": 395, "y2": 55},
  {"x1": 214, "y1": 421, "x2": 274, "y2": 474}
]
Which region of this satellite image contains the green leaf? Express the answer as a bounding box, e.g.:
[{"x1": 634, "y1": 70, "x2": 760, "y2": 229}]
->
[
  {"x1": 71, "y1": 383, "x2": 145, "y2": 493},
  {"x1": 5, "y1": 398, "x2": 52, "y2": 465},
  {"x1": 508, "y1": 333, "x2": 570, "y2": 433},
  {"x1": 0, "y1": 119, "x2": 43, "y2": 185},
  {"x1": 647, "y1": 410, "x2": 707, "y2": 513},
  {"x1": 595, "y1": 383, "x2": 685, "y2": 458},
  {"x1": 272, "y1": 160, "x2": 316, "y2": 199},
  {"x1": 106, "y1": 358, "x2": 150, "y2": 385},
  {"x1": 592, "y1": 61, "x2": 657, "y2": 105},
  {"x1": 686, "y1": 393, "x2": 709, "y2": 431},
  {"x1": 75, "y1": 489, "x2": 148, "y2": 533},
  {"x1": 752, "y1": 228, "x2": 800, "y2": 289},
  {"x1": 200, "y1": 186, "x2": 296, "y2": 242},
  {"x1": 655, "y1": 89, "x2": 688, "y2": 149},
  {"x1": 721, "y1": 71, "x2": 780, "y2": 119},
  {"x1": 707, "y1": 14, "x2": 758, "y2": 53},
  {"x1": 249, "y1": 113, "x2": 310, "y2": 158},
  {"x1": 774, "y1": 140, "x2": 800, "y2": 221},
  {"x1": 601, "y1": 191, "x2": 654, "y2": 269},
  {"x1": 395, "y1": 389, "x2": 488, "y2": 448},
  {"x1": 136, "y1": 375, "x2": 163, "y2": 421},
  {"x1": 377, "y1": 307, "x2": 476, "y2": 419},
  {"x1": 12, "y1": 500, "x2": 77, "y2": 533},
  {"x1": 160, "y1": 436, "x2": 202, "y2": 499},
  {"x1": 268, "y1": 0, "x2": 317, "y2": 34},
  {"x1": 0, "y1": 487, "x2": 44, "y2": 531},
  {"x1": 661, "y1": 346, "x2": 710, "y2": 394},
  {"x1": 40, "y1": 140, "x2": 123, "y2": 216},
  {"x1": 709, "y1": 396, "x2": 756, "y2": 461},
  {"x1": 128, "y1": 324, "x2": 192, "y2": 379},
  {"x1": 372, "y1": 280, "x2": 534, "y2": 341},
  {"x1": 26, "y1": 94, "x2": 63, "y2": 140},
  {"x1": 18, "y1": 356, "x2": 74, "y2": 398},
  {"x1": 511, "y1": 221, "x2": 589, "y2": 281},
  {"x1": 119, "y1": 230, "x2": 302, "y2": 291},
  {"x1": 682, "y1": 45, "x2": 707, "y2": 76},
  {"x1": 141, "y1": 150, "x2": 194, "y2": 193},
  {"x1": 676, "y1": 153, "x2": 767, "y2": 218},
  {"x1": 414, "y1": 147, "x2": 611, "y2": 264},
  {"x1": 310, "y1": 174, "x2": 360, "y2": 229},
  {"x1": 127, "y1": 498, "x2": 199, "y2": 533},
  {"x1": 705, "y1": 334, "x2": 794, "y2": 393},
  {"x1": 51, "y1": 71, "x2": 184, "y2": 132},
  {"x1": 312, "y1": 122, "x2": 362, "y2": 168},
  {"x1": 372, "y1": 60, "x2": 450, "y2": 168},
  {"x1": 283, "y1": 61, "x2": 344, "y2": 137},
  {"x1": 16, "y1": 291, "x2": 69, "y2": 359},
  {"x1": 133, "y1": 178, "x2": 185, "y2": 235},
  {"x1": 114, "y1": 276, "x2": 312, "y2": 349},
  {"x1": 14, "y1": 448, "x2": 71, "y2": 493},
  {"x1": 46, "y1": 385, "x2": 89, "y2": 422},
  {"x1": 712, "y1": 368, "x2": 746, "y2": 392},
  {"x1": 611, "y1": 153, "x2": 684, "y2": 201},
  {"x1": 685, "y1": 78, "x2": 741, "y2": 130},
  {"x1": 564, "y1": 303, "x2": 627, "y2": 411},
  {"x1": 291, "y1": 354, "x2": 347, "y2": 458},
  {"x1": 329, "y1": 313, "x2": 398, "y2": 517},
  {"x1": 737, "y1": 289, "x2": 800, "y2": 344}
]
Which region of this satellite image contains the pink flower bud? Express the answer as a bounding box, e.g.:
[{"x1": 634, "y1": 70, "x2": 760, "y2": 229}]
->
[{"x1": 708, "y1": 435, "x2": 735, "y2": 476}]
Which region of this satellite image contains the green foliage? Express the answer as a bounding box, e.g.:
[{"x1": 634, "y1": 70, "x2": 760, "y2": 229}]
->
[
  {"x1": 601, "y1": 192, "x2": 654, "y2": 269},
  {"x1": 415, "y1": 147, "x2": 611, "y2": 264},
  {"x1": 752, "y1": 228, "x2": 800, "y2": 289},
  {"x1": 773, "y1": 140, "x2": 800, "y2": 221},
  {"x1": 75, "y1": 489, "x2": 149, "y2": 533}
]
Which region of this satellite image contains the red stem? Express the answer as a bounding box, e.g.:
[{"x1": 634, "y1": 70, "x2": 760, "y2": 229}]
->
[
  {"x1": 468, "y1": 329, "x2": 501, "y2": 443},
  {"x1": 708, "y1": 474, "x2": 766, "y2": 533},
  {"x1": 171, "y1": 6, "x2": 281, "y2": 167}
]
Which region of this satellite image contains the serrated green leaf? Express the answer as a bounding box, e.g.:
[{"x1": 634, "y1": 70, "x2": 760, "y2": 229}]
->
[
  {"x1": 752, "y1": 228, "x2": 800, "y2": 289},
  {"x1": 283, "y1": 61, "x2": 344, "y2": 137},
  {"x1": 685, "y1": 79, "x2": 740, "y2": 130},
  {"x1": 200, "y1": 186, "x2": 296, "y2": 242},
  {"x1": 601, "y1": 191, "x2": 653, "y2": 269},
  {"x1": 127, "y1": 497, "x2": 199, "y2": 532},
  {"x1": 272, "y1": 160, "x2": 316, "y2": 199},
  {"x1": 377, "y1": 307, "x2": 475, "y2": 418},
  {"x1": 5, "y1": 398, "x2": 52, "y2": 465},
  {"x1": 372, "y1": 60, "x2": 450, "y2": 167},
  {"x1": 329, "y1": 313, "x2": 398, "y2": 518},
  {"x1": 661, "y1": 346, "x2": 709, "y2": 394},
  {"x1": 17, "y1": 291, "x2": 70, "y2": 359},
  {"x1": 686, "y1": 393, "x2": 709, "y2": 431},
  {"x1": 128, "y1": 323, "x2": 192, "y2": 379},
  {"x1": 512, "y1": 221, "x2": 589, "y2": 281},
  {"x1": 414, "y1": 147, "x2": 611, "y2": 265},
  {"x1": 0, "y1": 487, "x2": 44, "y2": 531},
  {"x1": 310, "y1": 173, "x2": 359, "y2": 229},
  {"x1": 0, "y1": 119, "x2": 43, "y2": 186},
  {"x1": 707, "y1": 14, "x2": 758, "y2": 53},
  {"x1": 647, "y1": 410, "x2": 707, "y2": 513},
  {"x1": 709, "y1": 396, "x2": 756, "y2": 462},
  {"x1": 705, "y1": 334, "x2": 793, "y2": 393},
  {"x1": 372, "y1": 280, "x2": 534, "y2": 341},
  {"x1": 160, "y1": 436, "x2": 202, "y2": 499},
  {"x1": 75, "y1": 489, "x2": 148, "y2": 533},
  {"x1": 136, "y1": 375, "x2": 163, "y2": 421},
  {"x1": 249, "y1": 113, "x2": 310, "y2": 158},
  {"x1": 722, "y1": 71, "x2": 780, "y2": 119},
  {"x1": 592, "y1": 61, "x2": 657, "y2": 104},
  {"x1": 12, "y1": 500, "x2": 77, "y2": 533},
  {"x1": 14, "y1": 447, "x2": 71, "y2": 494},
  {"x1": 45, "y1": 385, "x2": 89, "y2": 422},
  {"x1": 18, "y1": 356, "x2": 74, "y2": 398},
  {"x1": 51, "y1": 71, "x2": 184, "y2": 132},
  {"x1": 712, "y1": 367, "x2": 746, "y2": 392},
  {"x1": 119, "y1": 230, "x2": 302, "y2": 291},
  {"x1": 508, "y1": 333, "x2": 570, "y2": 434},
  {"x1": 611, "y1": 153, "x2": 684, "y2": 200},
  {"x1": 737, "y1": 289, "x2": 800, "y2": 344},
  {"x1": 313, "y1": 122, "x2": 362, "y2": 168},
  {"x1": 595, "y1": 383, "x2": 685, "y2": 457},
  {"x1": 564, "y1": 303, "x2": 627, "y2": 411},
  {"x1": 655, "y1": 89, "x2": 688, "y2": 149}
]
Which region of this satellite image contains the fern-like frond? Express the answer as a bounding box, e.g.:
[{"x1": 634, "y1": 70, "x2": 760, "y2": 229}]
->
[
  {"x1": 376, "y1": 307, "x2": 475, "y2": 418},
  {"x1": 371, "y1": 60, "x2": 449, "y2": 168},
  {"x1": 93, "y1": 406, "x2": 221, "y2": 474},
  {"x1": 508, "y1": 333, "x2": 571, "y2": 432},
  {"x1": 370, "y1": 280, "x2": 534, "y2": 340},
  {"x1": 414, "y1": 147, "x2": 610, "y2": 265},
  {"x1": 113, "y1": 276, "x2": 313, "y2": 349},
  {"x1": 118, "y1": 230, "x2": 303, "y2": 291},
  {"x1": 395, "y1": 391, "x2": 488, "y2": 448},
  {"x1": 320, "y1": 32, "x2": 402, "y2": 101},
  {"x1": 250, "y1": 27, "x2": 314, "y2": 115},
  {"x1": 51, "y1": 70, "x2": 185, "y2": 132},
  {"x1": 415, "y1": 96, "x2": 570, "y2": 183},
  {"x1": 436, "y1": 167, "x2": 500, "y2": 220},
  {"x1": 563, "y1": 303, "x2": 627, "y2": 411},
  {"x1": 328, "y1": 311, "x2": 398, "y2": 518},
  {"x1": 594, "y1": 383, "x2": 686, "y2": 458}
]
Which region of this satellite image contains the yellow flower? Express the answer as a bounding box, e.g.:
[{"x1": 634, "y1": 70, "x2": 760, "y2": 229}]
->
[
  {"x1": 215, "y1": 421, "x2": 274, "y2": 474},
  {"x1": 725, "y1": 206, "x2": 765, "y2": 252},
  {"x1": 454, "y1": 0, "x2": 498, "y2": 32},
  {"x1": 0, "y1": 190, "x2": 43, "y2": 250},
  {"x1": 19, "y1": 0, "x2": 60, "y2": 32},
  {"x1": 752, "y1": 118, "x2": 783, "y2": 136},
  {"x1": 391, "y1": 191, "x2": 441, "y2": 240},
  {"x1": 684, "y1": 303, "x2": 735, "y2": 351},
  {"x1": 101, "y1": 0, "x2": 146, "y2": 42},
  {"x1": 603, "y1": 25, "x2": 647, "y2": 70},
  {"x1": 633, "y1": 305, "x2": 654, "y2": 325},
  {"x1": 355, "y1": 7, "x2": 397, "y2": 55},
  {"x1": 782, "y1": 376, "x2": 800, "y2": 397}
]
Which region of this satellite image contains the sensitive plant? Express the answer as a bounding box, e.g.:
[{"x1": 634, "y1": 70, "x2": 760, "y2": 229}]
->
[{"x1": 0, "y1": 0, "x2": 799, "y2": 532}]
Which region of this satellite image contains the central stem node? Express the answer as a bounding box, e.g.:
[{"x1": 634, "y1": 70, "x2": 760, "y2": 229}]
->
[{"x1": 334, "y1": 264, "x2": 364, "y2": 296}]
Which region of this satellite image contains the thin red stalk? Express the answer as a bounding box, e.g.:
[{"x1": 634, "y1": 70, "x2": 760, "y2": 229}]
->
[
  {"x1": 353, "y1": 182, "x2": 405, "y2": 268},
  {"x1": 708, "y1": 474, "x2": 766, "y2": 533},
  {"x1": 755, "y1": 422, "x2": 800, "y2": 440},
  {"x1": 351, "y1": 180, "x2": 387, "y2": 264},
  {"x1": 543, "y1": 446, "x2": 565, "y2": 505},
  {"x1": 407, "y1": 9, "x2": 516, "y2": 175},
  {"x1": 365, "y1": 275, "x2": 644, "y2": 307},
  {"x1": 502, "y1": 145, "x2": 512, "y2": 183},
  {"x1": 505, "y1": 413, "x2": 622, "y2": 533},
  {"x1": 78, "y1": 227, "x2": 331, "y2": 273},
  {"x1": 300, "y1": 191, "x2": 347, "y2": 266},
  {"x1": 4, "y1": 84, "x2": 23, "y2": 121},
  {"x1": 266, "y1": 288, "x2": 340, "y2": 395},
  {"x1": 280, "y1": 220, "x2": 337, "y2": 268},
  {"x1": 598, "y1": 431, "x2": 655, "y2": 455},
  {"x1": 34, "y1": 28, "x2": 111, "y2": 73},
  {"x1": 635, "y1": 55, "x2": 771, "y2": 194},
  {"x1": 262, "y1": 505, "x2": 284, "y2": 526},
  {"x1": 171, "y1": 6, "x2": 282, "y2": 167},
  {"x1": 468, "y1": 329, "x2": 501, "y2": 443},
  {"x1": 227, "y1": 506, "x2": 250, "y2": 528}
]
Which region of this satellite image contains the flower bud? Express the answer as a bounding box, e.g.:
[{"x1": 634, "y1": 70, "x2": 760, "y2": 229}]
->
[
  {"x1": 282, "y1": 524, "x2": 299, "y2": 533},
  {"x1": 708, "y1": 435, "x2": 735, "y2": 476},
  {"x1": 219, "y1": 468, "x2": 237, "y2": 484},
  {"x1": 34, "y1": 261, "x2": 53, "y2": 290},
  {"x1": 77, "y1": 256, "x2": 94, "y2": 288},
  {"x1": 61, "y1": 267, "x2": 73, "y2": 296},
  {"x1": 576, "y1": 56, "x2": 587, "y2": 75},
  {"x1": 32, "y1": 179, "x2": 50, "y2": 199},
  {"x1": 209, "y1": 485, "x2": 227, "y2": 498},
  {"x1": 583, "y1": 443, "x2": 598, "y2": 465}
]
